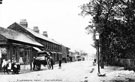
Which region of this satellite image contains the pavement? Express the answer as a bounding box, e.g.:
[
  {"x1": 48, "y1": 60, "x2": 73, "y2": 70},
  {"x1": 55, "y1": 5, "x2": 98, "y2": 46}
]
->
[{"x1": 84, "y1": 65, "x2": 135, "y2": 82}]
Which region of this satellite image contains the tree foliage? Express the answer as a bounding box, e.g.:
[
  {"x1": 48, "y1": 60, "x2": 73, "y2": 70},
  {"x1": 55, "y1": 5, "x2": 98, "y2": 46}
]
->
[{"x1": 81, "y1": 0, "x2": 135, "y2": 62}]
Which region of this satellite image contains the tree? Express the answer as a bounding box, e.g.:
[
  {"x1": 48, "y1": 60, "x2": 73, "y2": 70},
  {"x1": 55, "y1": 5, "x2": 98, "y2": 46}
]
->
[{"x1": 81, "y1": 0, "x2": 135, "y2": 65}]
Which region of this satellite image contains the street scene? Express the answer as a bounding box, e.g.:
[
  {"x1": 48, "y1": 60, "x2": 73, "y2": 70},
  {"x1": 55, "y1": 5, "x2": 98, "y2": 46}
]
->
[
  {"x1": 1, "y1": 59, "x2": 135, "y2": 82},
  {"x1": 0, "y1": 60, "x2": 92, "y2": 82},
  {"x1": 1, "y1": 0, "x2": 135, "y2": 82}
]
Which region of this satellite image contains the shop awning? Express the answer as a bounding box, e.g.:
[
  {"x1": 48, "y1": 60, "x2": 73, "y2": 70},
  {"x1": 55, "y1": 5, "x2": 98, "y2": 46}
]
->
[{"x1": 33, "y1": 47, "x2": 41, "y2": 52}]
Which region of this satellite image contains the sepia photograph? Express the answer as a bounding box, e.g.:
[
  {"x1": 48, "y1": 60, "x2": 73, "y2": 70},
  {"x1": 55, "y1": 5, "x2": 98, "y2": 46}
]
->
[{"x1": 0, "y1": 0, "x2": 135, "y2": 82}]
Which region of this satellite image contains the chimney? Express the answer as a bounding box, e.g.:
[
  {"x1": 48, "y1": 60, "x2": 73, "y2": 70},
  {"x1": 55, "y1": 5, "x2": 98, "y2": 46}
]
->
[
  {"x1": 43, "y1": 31, "x2": 48, "y2": 37},
  {"x1": 20, "y1": 19, "x2": 28, "y2": 27},
  {"x1": 33, "y1": 26, "x2": 39, "y2": 33}
]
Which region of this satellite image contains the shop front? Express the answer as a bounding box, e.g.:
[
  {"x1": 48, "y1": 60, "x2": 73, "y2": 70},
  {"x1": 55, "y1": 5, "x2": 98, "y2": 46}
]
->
[
  {"x1": 0, "y1": 27, "x2": 43, "y2": 71},
  {"x1": 0, "y1": 39, "x2": 43, "y2": 70}
]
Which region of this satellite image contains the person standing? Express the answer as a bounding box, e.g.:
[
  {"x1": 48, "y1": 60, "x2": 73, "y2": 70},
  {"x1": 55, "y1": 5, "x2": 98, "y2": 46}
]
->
[
  {"x1": 59, "y1": 59, "x2": 62, "y2": 69},
  {"x1": 2, "y1": 59, "x2": 9, "y2": 74},
  {"x1": 93, "y1": 59, "x2": 96, "y2": 66},
  {"x1": 32, "y1": 57, "x2": 36, "y2": 70},
  {"x1": 7, "y1": 60, "x2": 11, "y2": 73},
  {"x1": 47, "y1": 56, "x2": 51, "y2": 69},
  {"x1": 50, "y1": 56, "x2": 54, "y2": 69}
]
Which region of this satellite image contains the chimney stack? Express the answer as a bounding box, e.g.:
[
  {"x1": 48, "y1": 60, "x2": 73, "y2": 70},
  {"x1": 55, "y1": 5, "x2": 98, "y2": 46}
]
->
[
  {"x1": 43, "y1": 31, "x2": 48, "y2": 37},
  {"x1": 20, "y1": 19, "x2": 28, "y2": 27},
  {"x1": 33, "y1": 26, "x2": 39, "y2": 33}
]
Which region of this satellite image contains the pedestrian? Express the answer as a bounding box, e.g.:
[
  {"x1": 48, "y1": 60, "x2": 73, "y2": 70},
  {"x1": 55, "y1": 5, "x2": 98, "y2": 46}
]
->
[
  {"x1": 33, "y1": 57, "x2": 36, "y2": 70},
  {"x1": 50, "y1": 56, "x2": 54, "y2": 69},
  {"x1": 90, "y1": 59, "x2": 96, "y2": 73},
  {"x1": 47, "y1": 56, "x2": 51, "y2": 69},
  {"x1": 2, "y1": 59, "x2": 9, "y2": 74},
  {"x1": 7, "y1": 60, "x2": 12, "y2": 73},
  {"x1": 59, "y1": 59, "x2": 62, "y2": 69},
  {"x1": 11, "y1": 60, "x2": 20, "y2": 74},
  {"x1": 93, "y1": 59, "x2": 96, "y2": 66}
]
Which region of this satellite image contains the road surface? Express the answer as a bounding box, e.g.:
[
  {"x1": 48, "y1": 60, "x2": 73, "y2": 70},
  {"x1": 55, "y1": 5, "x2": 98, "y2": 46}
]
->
[{"x1": 0, "y1": 60, "x2": 95, "y2": 82}]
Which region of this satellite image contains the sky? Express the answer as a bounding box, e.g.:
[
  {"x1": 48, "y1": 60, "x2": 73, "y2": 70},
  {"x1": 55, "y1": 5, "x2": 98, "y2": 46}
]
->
[{"x1": 0, "y1": 0, "x2": 96, "y2": 55}]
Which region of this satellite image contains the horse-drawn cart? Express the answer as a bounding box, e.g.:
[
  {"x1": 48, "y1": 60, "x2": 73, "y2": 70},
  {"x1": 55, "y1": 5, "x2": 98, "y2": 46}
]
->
[
  {"x1": 33, "y1": 51, "x2": 52, "y2": 70},
  {"x1": 33, "y1": 56, "x2": 47, "y2": 70}
]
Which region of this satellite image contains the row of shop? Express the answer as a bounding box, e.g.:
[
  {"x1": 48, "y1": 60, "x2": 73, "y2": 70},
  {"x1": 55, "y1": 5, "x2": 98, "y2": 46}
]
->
[{"x1": 0, "y1": 19, "x2": 70, "y2": 70}]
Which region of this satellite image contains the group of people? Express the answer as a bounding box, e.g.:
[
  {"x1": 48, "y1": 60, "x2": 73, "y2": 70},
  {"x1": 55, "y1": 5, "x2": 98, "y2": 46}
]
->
[
  {"x1": 46, "y1": 56, "x2": 62, "y2": 69},
  {"x1": 1, "y1": 56, "x2": 63, "y2": 74},
  {"x1": 47, "y1": 56, "x2": 62, "y2": 69},
  {"x1": 1, "y1": 59, "x2": 20, "y2": 74}
]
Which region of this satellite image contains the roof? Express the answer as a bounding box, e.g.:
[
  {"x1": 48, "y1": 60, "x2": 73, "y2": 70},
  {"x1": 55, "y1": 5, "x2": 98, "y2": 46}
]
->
[
  {"x1": 17, "y1": 23, "x2": 61, "y2": 45},
  {"x1": 61, "y1": 44, "x2": 70, "y2": 49},
  {"x1": 0, "y1": 27, "x2": 43, "y2": 47}
]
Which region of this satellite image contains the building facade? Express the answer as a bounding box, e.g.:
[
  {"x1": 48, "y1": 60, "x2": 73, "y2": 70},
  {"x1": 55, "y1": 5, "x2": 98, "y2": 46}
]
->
[
  {"x1": 0, "y1": 19, "x2": 70, "y2": 71},
  {"x1": 8, "y1": 20, "x2": 69, "y2": 63},
  {"x1": 0, "y1": 27, "x2": 43, "y2": 70}
]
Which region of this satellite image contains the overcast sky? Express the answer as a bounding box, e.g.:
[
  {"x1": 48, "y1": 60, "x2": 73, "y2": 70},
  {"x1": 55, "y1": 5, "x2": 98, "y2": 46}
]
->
[{"x1": 0, "y1": 0, "x2": 96, "y2": 55}]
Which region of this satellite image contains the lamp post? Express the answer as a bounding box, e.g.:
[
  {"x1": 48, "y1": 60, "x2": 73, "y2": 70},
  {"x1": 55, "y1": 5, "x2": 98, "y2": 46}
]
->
[
  {"x1": 95, "y1": 32, "x2": 100, "y2": 75},
  {"x1": 95, "y1": 31, "x2": 106, "y2": 76}
]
